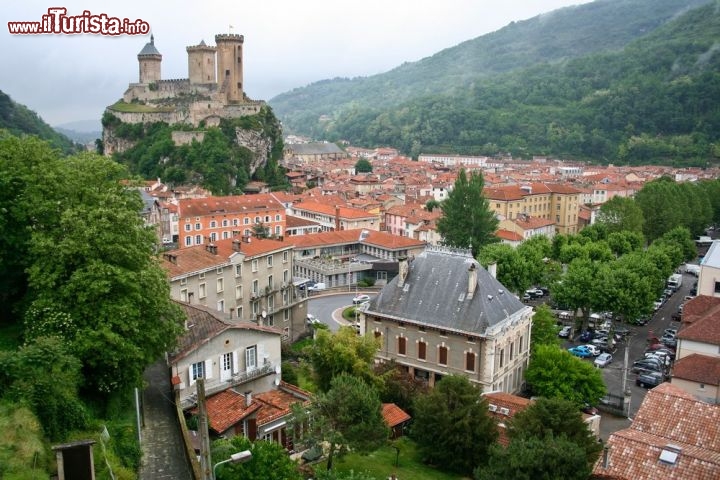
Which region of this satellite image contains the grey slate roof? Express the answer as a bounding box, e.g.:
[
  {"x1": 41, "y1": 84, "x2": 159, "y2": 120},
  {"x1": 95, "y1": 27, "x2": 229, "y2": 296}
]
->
[
  {"x1": 138, "y1": 35, "x2": 161, "y2": 56},
  {"x1": 368, "y1": 247, "x2": 526, "y2": 335},
  {"x1": 288, "y1": 142, "x2": 344, "y2": 155}
]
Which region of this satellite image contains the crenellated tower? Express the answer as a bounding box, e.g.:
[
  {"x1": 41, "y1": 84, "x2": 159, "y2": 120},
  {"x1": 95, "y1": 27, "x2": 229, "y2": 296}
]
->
[
  {"x1": 186, "y1": 40, "x2": 217, "y2": 84},
  {"x1": 215, "y1": 34, "x2": 244, "y2": 103},
  {"x1": 138, "y1": 34, "x2": 162, "y2": 84}
]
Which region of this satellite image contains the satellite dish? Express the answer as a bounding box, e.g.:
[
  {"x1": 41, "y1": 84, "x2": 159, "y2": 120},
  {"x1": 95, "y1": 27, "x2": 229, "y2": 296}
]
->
[
  {"x1": 275, "y1": 365, "x2": 281, "y2": 374},
  {"x1": 274, "y1": 377, "x2": 280, "y2": 386},
  {"x1": 261, "y1": 310, "x2": 267, "y2": 318}
]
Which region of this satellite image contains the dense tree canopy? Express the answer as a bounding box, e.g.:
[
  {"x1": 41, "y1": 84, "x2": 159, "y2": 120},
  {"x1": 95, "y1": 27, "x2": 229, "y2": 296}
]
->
[
  {"x1": 411, "y1": 375, "x2": 497, "y2": 475},
  {"x1": 0, "y1": 135, "x2": 184, "y2": 400},
  {"x1": 212, "y1": 436, "x2": 303, "y2": 480},
  {"x1": 524, "y1": 345, "x2": 606, "y2": 407},
  {"x1": 304, "y1": 327, "x2": 380, "y2": 392},
  {"x1": 530, "y1": 305, "x2": 561, "y2": 351},
  {"x1": 437, "y1": 169, "x2": 499, "y2": 256},
  {"x1": 596, "y1": 196, "x2": 645, "y2": 235},
  {"x1": 293, "y1": 374, "x2": 388, "y2": 471}
]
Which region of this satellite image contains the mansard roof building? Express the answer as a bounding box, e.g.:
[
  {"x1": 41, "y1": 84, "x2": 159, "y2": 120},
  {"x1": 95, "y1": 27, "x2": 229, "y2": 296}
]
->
[{"x1": 360, "y1": 246, "x2": 533, "y2": 393}]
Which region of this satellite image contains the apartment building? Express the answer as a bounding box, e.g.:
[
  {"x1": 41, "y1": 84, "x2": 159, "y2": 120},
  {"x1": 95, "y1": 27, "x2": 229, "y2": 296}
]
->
[
  {"x1": 178, "y1": 194, "x2": 286, "y2": 248},
  {"x1": 484, "y1": 183, "x2": 581, "y2": 235},
  {"x1": 163, "y1": 236, "x2": 308, "y2": 343}
]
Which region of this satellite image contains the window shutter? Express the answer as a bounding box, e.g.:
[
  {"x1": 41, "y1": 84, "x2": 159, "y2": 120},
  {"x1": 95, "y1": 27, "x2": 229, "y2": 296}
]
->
[
  {"x1": 232, "y1": 351, "x2": 239, "y2": 374},
  {"x1": 188, "y1": 367, "x2": 195, "y2": 386},
  {"x1": 205, "y1": 359, "x2": 213, "y2": 379},
  {"x1": 258, "y1": 343, "x2": 266, "y2": 364}
]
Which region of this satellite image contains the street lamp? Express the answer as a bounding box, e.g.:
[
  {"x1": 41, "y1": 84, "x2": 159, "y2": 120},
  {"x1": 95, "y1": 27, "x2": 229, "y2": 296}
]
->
[{"x1": 212, "y1": 450, "x2": 252, "y2": 480}]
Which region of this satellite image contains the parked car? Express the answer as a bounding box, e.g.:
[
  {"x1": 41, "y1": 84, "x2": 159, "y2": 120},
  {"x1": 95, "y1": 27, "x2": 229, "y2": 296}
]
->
[
  {"x1": 308, "y1": 282, "x2": 327, "y2": 292},
  {"x1": 579, "y1": 330, "x2": 594, "y2": 342},
  {"x1": 582, "y1": 344, "x2": 601, "y2": 356},
  {"x1": 525, "y1": 288, "x2": 544, "y2": 298},
  {"x1": 591, "y1": 337, "x2": 610, "y2": 348},
  {"x1": 352, "y1": 294, "x2": 371, "y2": 304},
  {"x1": 568, "y1": 346, "x2": 593, "y2": 358},
  {"x1": 663, "y1": 328, "x2": 678, "y2": 337},
  {"x1": 594, "y1": 353, "x2": 613, "y2": 368},
  {"x1": 653, "y1": 300, "x2": 663, "y2": 311},
  {"x1": 614, "y1": 326, "x2": 631, "y2": 336},
  {"x1": 299, "y1": 281, "x2": 316, "y2": 291},
  {"x1": 558, "y1": 325, "x2": 572, "y2": 338},
  {"x1": 632, "y1": 358, "x2": 664, "y2": 374},
  {"x1": 636, "y1": 371, "x2": 665, "y2": 388},
  {"x1": 660, "y1": 334, "x2": 677, "y2": 348}
]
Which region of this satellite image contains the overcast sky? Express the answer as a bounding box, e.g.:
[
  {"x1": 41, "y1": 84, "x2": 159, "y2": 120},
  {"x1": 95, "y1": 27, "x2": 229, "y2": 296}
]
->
[{"x1": 2, "y1": 0, "x2": 591, "y2": 128}]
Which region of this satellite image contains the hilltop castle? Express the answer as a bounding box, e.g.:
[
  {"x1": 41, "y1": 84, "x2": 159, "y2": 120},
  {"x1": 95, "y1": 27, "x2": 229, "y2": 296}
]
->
[{"x1": 106, "y1": 33, "x2": 264, "y2": 128}]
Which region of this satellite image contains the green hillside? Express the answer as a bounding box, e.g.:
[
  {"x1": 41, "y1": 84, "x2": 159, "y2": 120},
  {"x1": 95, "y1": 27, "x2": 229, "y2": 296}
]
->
[
  {"x1": 0, "y1": 90, "x2": 76, "y2": 153},
  {"x1": 316, "y1": 2, "x2": 720, "y2": 166},
  {"x1": 271, "y1": 0, "x2": 710, "y2": 142}
]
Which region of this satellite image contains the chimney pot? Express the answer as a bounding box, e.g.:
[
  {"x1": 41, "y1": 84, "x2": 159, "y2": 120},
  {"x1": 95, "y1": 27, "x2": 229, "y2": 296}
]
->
[{"x1": 245, "y1": 391, "x2": 253, "y2": 407}]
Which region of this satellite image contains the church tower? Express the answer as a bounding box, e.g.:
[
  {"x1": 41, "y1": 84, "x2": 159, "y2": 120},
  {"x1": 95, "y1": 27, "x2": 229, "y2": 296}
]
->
[
  {"x1": 186, "y1": 40, "x2": 216, "y2": 84},
  {"x1": 215, "y1": 34, "x2": 244, "y2": 103},
  {"x1": 138, "y1": 34, "x2": 162, "y2": 84}
]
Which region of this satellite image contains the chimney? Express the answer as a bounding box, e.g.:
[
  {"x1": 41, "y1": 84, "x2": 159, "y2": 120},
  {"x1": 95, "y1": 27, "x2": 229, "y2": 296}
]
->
[
  {"x1": 467, "y1": 263, "x2": 478, "y2": 299},
  {"x1": 335, "y1": 206, "x2": 341, "y2": 231},
  {"x1": 232, "y1": 239, "x2": 241, "y2": 252},
  {"x1": 242, "y1": 234, "x2": 252, "y2": 243},
  {"x1": 163, "y1": 253, "x2": 177, "y2": 264},
  {"x1": 602, "y1": 445, "x2": 610, "y2": 469},
  {"x1": 245, "y1": 391, "x2": 253, "y2": 407},
  {"x1": 488, "y1": 262, "x2": 497, "y2": 279},
  {"x1": 206, "y1": 243, "x2": 218, "y2": 255},
  {"x1": 397, "y1": 256, "x2": 409, "y2": 288}
]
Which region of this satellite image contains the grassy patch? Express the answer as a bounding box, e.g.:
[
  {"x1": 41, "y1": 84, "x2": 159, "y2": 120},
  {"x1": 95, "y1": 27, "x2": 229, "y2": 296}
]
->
[
  {"x1": 316, "y1": 437, "x2": 465, "y2": 480},
  {"x1": 109, "y1": 101, "x2": 175, "y2": 113},
  {"x1": 0, "y1": 322, "x2": 23, "y2": 352},
  {"x1": 342, "y1": 307, "x2": 360, "y2": 321}
]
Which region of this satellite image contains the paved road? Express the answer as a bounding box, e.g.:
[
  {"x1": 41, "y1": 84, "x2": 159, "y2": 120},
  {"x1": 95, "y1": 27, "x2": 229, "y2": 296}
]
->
[
  {"x1": 308, "y1": 291, "x2": 377, "y2": 331},
  {"x1": 139, "y1": 360, "x2": 193, "y2": 480}
]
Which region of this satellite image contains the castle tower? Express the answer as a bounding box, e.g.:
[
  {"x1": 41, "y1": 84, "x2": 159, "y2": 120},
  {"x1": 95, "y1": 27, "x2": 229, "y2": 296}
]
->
[
  {"x1": 137, "y1": 34, "x2": 162, "y2": 84},
  {"x1": 186, "y1": 40, "x2": 217, "y2": 84},
  {"x1": 215, "y1": 33, "x2": 244, "y2": 103}
]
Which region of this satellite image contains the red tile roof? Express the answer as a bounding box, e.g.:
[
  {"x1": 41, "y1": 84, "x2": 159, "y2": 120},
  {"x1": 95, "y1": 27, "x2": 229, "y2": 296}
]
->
[
  {"x1": 179, "y1": 194, "x2": 284, "y2": 218},
  {"x1": 293, "y1": 201, "x2": 378, "y2": 220},
  {"x1": 672, "y1": 354, "x2": 720, "y2": 386},
  {"x1": 162, "y1": 236, "x2": 292, "y2": 278},
  {"x1": 592, "y1": 383, "x2": 720, "y2": 480},
  {"x1": 496, "y1": 229, "x2": 524, "y2": 242},
  {"x1": 203, "y1": 389, "x2": 261, "y2": 433},
  {"x1": 382, "y1": 403, "x2": 411, "y2": 428},
  {"x1": 288, "y1": 229, "x2": 425, "y2": 250}
]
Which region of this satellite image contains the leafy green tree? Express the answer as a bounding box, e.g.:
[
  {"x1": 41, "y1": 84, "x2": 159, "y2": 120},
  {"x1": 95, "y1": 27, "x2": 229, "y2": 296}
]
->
[
  {"x1": 425, "y1": 199, "x2": 440, "y2": 212},
  {"x1": 654, "y1": 226, "x2": 697, "y2": 263},
  {"x1": 531, "y1": 304, "x2": 561, "y2": 351},
  {"x1": 595, "y1": 196, "x2": 644, "y2": 235},
  {"x1": 552, "y1": 257, "x2": 601, "y2": 323},
  {"x1": 411, "y1": 375, "x2": 498, "y2": 475},
  {"x1": 524, "y1": 345, "x2": 606, "y2": 407},
  {"x1": 437, "y1": 169, "x2": 499, "y2": 256},
  {"x1": 479, "y1": 243, "x2": 530, "y2": 294},
  {"x1": 20, "y1": 152, "x2": 184, "y2": 397},
  {"x1": 212, "y1": 436, "x2": 303, "y2": 480},
  {"x1": 474, "y1": 435, "x2": 591, "y2": 480},
  {"x1": 635, "y1": 178, "x2": 685, "y2": 242},
  {"x1": 293, "y1": 374, "x2": 388, "y2": 471},
  {"x1": 354, "y1": 158, "x2": 372, "y2": 173},
  {"x1": 304, "y1": 328, "x2": 380, "y2": 392},
  {"x1": 506, "y1": 397, "x2": 603, "y2": 466},
  {"x1": 373, "y1": 360, "x2": 428, "y2": 415},
  {"x1": 0, "y1": 336, "x2": 87, "y2": 440},
  {"x1": 606, "y1": 231, "x2": 644, "y2": 257},
  {"x1": 596, "y1": 259, "x2": 656, "y2": 322}
]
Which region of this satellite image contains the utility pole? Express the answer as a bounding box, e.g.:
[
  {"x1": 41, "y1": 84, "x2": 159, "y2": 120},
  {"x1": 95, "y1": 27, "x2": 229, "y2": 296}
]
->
[
  {"x1": 197, "y1": 379, "x2": 213, "y2": 480},
  {"x1": 622, "y1": 339, "x2": 631, "y2": 418}
]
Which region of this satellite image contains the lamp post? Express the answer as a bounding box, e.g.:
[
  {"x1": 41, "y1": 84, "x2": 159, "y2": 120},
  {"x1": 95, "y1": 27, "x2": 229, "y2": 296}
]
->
[{"x1": 212, "y1": 450, "x2": 252, "y2": 480}]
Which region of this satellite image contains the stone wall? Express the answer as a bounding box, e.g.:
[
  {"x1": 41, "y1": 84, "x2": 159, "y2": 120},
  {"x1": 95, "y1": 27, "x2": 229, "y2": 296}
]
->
[
  {"x1": 236, "y1": 127, "x2": 270, "y2": 175},
  {"x1": 171, "y1": 130, "x2": 206, "y2": 146}
]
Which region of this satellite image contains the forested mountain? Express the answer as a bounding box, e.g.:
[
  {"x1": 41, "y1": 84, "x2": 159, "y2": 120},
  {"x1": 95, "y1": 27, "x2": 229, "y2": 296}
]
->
[
  {"x1": 0, "y1": 90, "x2": 76, "y2": 153},
  {"x1": 270, "y1": 0, "x2": 718, "y2": 165}
]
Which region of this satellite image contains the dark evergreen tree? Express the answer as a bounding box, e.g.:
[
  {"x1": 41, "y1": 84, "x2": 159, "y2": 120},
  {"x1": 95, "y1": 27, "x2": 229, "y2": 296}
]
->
[{"x1": 437, "y1": 169, "x2": 499, "y2": 256}]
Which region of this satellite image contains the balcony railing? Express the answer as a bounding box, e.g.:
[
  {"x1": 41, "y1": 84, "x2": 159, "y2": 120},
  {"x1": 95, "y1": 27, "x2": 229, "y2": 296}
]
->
[{"x1": 180, "y1": 362, "x2": 276, "y2": 409}]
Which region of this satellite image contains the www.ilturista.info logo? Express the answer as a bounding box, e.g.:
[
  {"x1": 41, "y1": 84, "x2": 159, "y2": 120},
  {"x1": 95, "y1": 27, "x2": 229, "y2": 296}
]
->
[{"x1": 8, "y1": 8, "x2": 150, "y2": 35}]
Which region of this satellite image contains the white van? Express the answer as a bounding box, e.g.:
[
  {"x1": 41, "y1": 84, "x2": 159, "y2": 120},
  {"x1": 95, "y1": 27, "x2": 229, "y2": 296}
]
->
[
  {"x1": 308, "y1": 282, "x2": 327, "y2": 292},
  {"x1": 685, "y1": 264, "x2": 700, "y2": 276}
]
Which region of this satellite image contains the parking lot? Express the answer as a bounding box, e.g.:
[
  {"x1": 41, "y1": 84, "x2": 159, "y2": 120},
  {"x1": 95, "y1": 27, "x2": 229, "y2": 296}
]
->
[{"x1": 557, "y1": 271, "x2": 693, "y2": 418}]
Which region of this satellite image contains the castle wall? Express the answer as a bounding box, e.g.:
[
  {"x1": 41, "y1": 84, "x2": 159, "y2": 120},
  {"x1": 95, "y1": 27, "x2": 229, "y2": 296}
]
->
[{"x1": 171, "y1": 130, "x2": 206, "y2": 146}]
